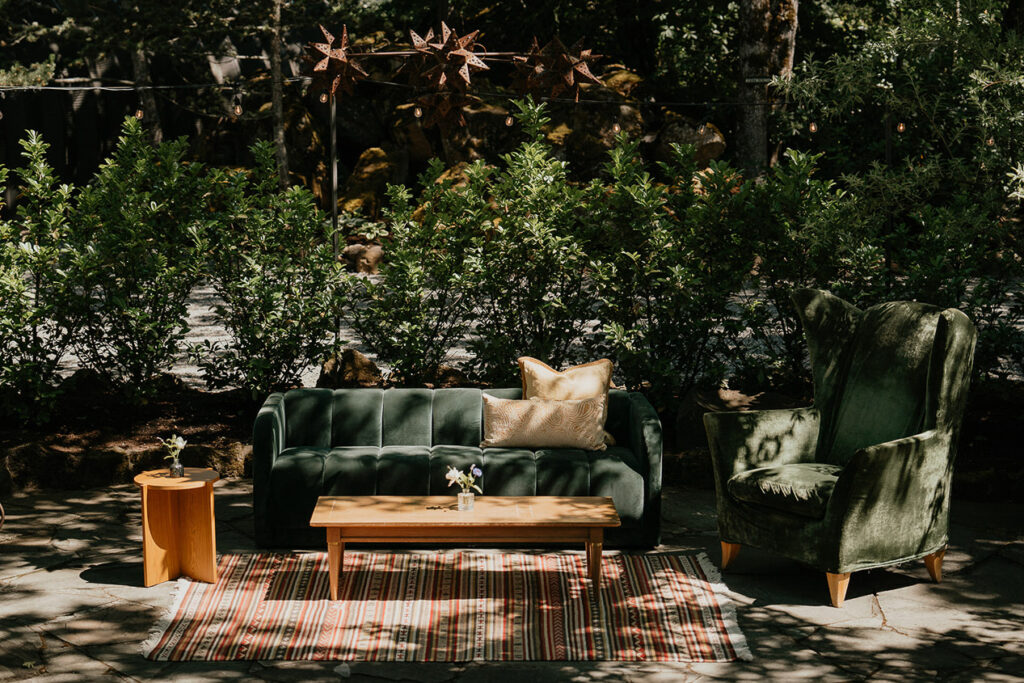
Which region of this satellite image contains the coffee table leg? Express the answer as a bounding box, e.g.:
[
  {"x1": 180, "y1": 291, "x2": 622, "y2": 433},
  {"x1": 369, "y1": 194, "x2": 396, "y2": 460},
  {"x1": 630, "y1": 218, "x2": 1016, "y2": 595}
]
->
[
  {"x1": 327, "y1": 527, "x2": 344, "y2": 600},
  {"x1": 587, "y1": 528, "x2": 604, "y2": 586}
]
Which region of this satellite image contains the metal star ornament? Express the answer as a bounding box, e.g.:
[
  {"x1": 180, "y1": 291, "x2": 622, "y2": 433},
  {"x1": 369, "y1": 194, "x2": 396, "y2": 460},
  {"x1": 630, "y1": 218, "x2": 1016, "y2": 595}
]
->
[
  {"x1": 513, "y1": 37, "x2": 602, "y2": 101},
  {"x1": 306, "y1": 24, "x2": 368, "y2": 97}
]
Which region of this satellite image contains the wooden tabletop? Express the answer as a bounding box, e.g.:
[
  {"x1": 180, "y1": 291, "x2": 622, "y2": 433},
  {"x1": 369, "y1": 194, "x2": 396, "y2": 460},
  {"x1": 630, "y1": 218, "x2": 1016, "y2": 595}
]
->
[
  {"x1": 133, "y1": 468, "x2": 220, "y2": 490},
  {"x1": 310, "y1": 495, "x2": 620, "y2": 528}
]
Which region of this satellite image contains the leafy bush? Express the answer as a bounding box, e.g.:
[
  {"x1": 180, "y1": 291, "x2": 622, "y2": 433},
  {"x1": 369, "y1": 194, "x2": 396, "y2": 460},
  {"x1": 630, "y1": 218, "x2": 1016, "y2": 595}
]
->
[
  {"x1": 348, "y1": 160, "x2": 489, "y2": 385},
  {"x1": 192, "y1": 142, "x2": 344, "y2": 398},
  {"x1": 591, "y1": 140, "x2": 755, "y2": 405},
  {"x1": 733, "y1": 149, "x2": 851, "y2": 388},
  {"x1": 71, "y1": 117, "x2": 209, "y2": 391},
  {"x1": 0, "y1": 132, "x2": 85, "y2": 423},
  {"x1": 462, "y1": 100, "x2": 602, "y2": 385}
]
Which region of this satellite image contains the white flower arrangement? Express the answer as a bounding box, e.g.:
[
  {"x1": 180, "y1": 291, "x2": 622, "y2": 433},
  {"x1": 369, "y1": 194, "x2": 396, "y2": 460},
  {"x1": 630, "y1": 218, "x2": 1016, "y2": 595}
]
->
[{"x1": 445, "y1": 464, "x2": 483, "y2": 494}]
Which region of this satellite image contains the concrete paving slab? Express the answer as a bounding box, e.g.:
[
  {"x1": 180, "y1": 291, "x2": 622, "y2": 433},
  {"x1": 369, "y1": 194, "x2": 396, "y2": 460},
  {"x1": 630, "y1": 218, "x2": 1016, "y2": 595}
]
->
[{"x1": 0, "y1": 478, "x2": 1020, "y2": 681}]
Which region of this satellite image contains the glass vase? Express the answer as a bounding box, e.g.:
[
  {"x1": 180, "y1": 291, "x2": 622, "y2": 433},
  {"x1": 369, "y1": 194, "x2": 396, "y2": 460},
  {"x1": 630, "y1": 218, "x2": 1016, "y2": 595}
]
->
[
  {"x1": 168, "y1": 458, "x2": 185, "y2": 478},
  {"x1": 457, "y1": 491, "x2": 474, "y2": 511}
]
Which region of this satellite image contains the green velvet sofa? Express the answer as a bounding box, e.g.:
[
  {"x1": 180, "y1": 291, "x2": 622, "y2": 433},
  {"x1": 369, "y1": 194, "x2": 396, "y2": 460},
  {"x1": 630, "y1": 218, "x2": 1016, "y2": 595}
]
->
[
  {"x1": 704, "y1": 288, "x2": 977, "y2": 606},
  {"x1": 253, "y1": 387, "x2": 663, "y2": 549}
]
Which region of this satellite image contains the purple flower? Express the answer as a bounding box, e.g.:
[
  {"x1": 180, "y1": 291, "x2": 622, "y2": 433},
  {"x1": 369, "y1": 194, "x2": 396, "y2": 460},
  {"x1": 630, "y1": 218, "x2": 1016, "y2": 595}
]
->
[{"x1": 471, "y1": 465, "x2": 483, "y2": 478}]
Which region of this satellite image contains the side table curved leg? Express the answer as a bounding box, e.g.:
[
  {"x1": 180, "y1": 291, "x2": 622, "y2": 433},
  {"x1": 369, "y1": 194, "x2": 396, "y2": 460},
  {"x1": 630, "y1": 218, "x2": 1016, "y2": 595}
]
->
[
  {"x1": 179, "y1": 481, "x2": 218, "y2": 584},
  {"x1": 142, "y1": 485, "x2": 182, "y2": 587}
]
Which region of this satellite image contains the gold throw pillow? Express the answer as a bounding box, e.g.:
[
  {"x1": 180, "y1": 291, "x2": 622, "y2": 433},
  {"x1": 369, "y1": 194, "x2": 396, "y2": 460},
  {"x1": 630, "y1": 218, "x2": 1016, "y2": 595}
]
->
[
  {"x1": 480, "y1": 393, "x2": 607, "y2": 451},
  {"x1": 518, "y1": 357, "x2": 615, "y2": 444}
]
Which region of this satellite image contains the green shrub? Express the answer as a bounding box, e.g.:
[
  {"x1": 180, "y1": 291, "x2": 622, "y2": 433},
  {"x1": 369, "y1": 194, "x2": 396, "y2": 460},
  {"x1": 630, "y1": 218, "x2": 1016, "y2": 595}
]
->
[
  {"x1": 462, "y1": 100, "x2": 602, "y2": 385},
  {"x1": 348, "y1": 160, "x2": 488, "y2": 385},
  {"x1": 71, "y1": 117, "x2": 209, "y2": 391},
  {"x1": 733, "y1": 149, "x2": 851, "y2": 388},
  {"x1": 591, "y1": 141, "x2": 755, "y2": 405},
  {"x1": 0, "y1": 132, "x2": 85, "y2": 423},
  {"x1": 191, "y1": 142, "x2": 343, "y2": 398}
]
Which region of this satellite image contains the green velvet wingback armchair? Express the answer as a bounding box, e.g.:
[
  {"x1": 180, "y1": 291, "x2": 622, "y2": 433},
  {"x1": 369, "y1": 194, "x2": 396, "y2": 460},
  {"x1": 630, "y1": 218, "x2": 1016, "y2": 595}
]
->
[{"x1": 704, "y1": 288, "x2": 977, "y2": 607}]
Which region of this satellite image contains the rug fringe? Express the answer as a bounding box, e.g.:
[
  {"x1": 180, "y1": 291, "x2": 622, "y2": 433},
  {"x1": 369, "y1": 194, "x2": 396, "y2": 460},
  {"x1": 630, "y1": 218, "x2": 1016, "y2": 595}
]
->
[
  {"x1": 695, "y1": 552, "x2": 754, "y2": 661},
  {"x1": 139, "y1": 577, "x2": 191, "y2": 658}
]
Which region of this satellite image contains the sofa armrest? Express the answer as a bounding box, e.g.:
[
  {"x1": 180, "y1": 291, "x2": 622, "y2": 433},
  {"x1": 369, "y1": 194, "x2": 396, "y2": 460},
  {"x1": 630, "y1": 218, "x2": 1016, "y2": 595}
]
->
[
  {"x1": 628, "y1": 392, "x2": 663, "y2": 545},
  {"x1": 252, "y1": 392, "x2": 286, "y2": 544},
  {"x1": 703, "y1": 407, "x2": 820, "y2": 492},
  {"x1": 827, "y1": 429, "x2": 951, "y2": 571}
]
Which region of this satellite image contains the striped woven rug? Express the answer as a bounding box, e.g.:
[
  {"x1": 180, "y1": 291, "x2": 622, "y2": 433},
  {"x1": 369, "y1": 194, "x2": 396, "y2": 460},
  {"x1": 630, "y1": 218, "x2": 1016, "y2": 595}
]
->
[{"x1": 142, "y1": 551, "x2": 750, "y2": 661}]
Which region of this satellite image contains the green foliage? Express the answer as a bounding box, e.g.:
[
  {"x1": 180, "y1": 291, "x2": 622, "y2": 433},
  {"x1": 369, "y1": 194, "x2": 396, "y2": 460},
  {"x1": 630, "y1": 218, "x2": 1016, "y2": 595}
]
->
[
  {"x1": 349, "y1": 160, "x2": 487, "y2": 384},
  {"x1": 591, "y1": 140, "x2": 754, "y2": 405},
  {"x1": 734, "y1": 149, "x2": 851, "y2": 387},
  {"x1": 0, "y1": 132, "x2": 84, "y2": 423},
  {"x1": 192, "y1": 142, "x2": 344, "y2": 398},
  {"x1": 71, "y1": 117, "x2": 209, "y2": 391},
  {"x1": 779, "y1": 0, "x2": 1024, "y2": 380},
  {"x1": 462, "y1": 100, "x2": 602, "y2": 385}
]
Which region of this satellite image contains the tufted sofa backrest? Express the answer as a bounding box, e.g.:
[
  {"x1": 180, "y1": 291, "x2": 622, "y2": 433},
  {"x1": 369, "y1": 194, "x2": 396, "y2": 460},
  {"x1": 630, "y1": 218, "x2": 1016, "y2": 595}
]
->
[{"x1": 281, "y1": 387, "x2": 633, "y2": 449}]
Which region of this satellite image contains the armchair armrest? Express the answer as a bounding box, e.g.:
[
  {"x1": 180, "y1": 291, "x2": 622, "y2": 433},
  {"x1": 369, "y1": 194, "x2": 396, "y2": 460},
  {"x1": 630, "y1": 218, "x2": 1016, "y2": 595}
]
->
[
  {"x1": 827, "y1": 429, "x2": 952, "y2": 571},
  {"x1": 252, "y1": 392, "x2": 286, "y2": 543},
  {"x1": 628, "y1": 392, "x2": 663, "y2": 546},
  {"x1": 703, "y1": 407, "x2": 820, "y2": 489}
]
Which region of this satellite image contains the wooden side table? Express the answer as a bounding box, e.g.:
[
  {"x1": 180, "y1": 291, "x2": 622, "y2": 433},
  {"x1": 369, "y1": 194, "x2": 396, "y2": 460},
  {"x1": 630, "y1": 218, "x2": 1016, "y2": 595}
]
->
[{"x1": 134, "y1": 468, "x2": 219, "y2": 587}]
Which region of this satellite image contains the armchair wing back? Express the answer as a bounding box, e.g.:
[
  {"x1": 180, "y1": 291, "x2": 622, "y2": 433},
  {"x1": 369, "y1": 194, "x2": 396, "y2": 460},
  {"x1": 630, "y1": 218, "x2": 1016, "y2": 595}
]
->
[{"x1": 705, "y1": 288, "x2": 976, "y2": 607}]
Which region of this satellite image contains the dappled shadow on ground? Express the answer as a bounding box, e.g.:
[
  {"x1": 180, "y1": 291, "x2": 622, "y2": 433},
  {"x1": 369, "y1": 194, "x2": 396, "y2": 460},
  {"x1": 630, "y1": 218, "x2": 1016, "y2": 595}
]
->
[{"x1": 0, "y1": 481, "x2": 1020, "y2": 681}]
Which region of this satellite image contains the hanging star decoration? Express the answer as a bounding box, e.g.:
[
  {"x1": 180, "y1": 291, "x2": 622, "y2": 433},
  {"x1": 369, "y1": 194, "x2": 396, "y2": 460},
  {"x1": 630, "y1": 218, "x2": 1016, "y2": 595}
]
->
[
  {"x1": 408, "y1": 22, "x2": 489, "y2": 91},
  {"x1": 513, "y1": 37, "x2": 602, "y2": 101},
  {"x1": 306, "y1": 24, "x2": 368, "y2": 97},
  {"x1": 401, "y1": 22, "x2": 490, "y2": 128}
]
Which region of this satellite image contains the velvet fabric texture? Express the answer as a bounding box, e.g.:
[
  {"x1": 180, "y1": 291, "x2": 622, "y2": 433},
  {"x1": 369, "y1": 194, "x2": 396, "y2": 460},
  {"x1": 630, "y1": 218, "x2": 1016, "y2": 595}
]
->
[
  {"x1": 704, "y1": 289, "x2": 976, "y2": 574},
  {"x1": 253, "y1": 387, "x2": 662, "y2": 549}
]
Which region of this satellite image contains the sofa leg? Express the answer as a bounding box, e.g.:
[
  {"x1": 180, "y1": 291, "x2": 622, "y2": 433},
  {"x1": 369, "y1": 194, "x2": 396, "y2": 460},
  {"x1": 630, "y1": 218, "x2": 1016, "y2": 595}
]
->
[
  {"x1": 826, "y1": 572, "x2": 850, "y2": 607},
  {"x1": 720, "y1": 541, "x2": 740, "y2": 569},
  {"x1": 924, "y1": 547, "x2": 946, "y2": 583}
]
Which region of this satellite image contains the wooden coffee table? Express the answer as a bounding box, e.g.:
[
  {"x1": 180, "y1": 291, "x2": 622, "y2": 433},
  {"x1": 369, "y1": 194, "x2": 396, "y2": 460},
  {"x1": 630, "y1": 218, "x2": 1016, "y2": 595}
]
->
[
  {"x1": 134, "y1": 468, "x2": 219, "y2": 587},
  {"x1": 310, "y1": 495, "x2": 620, "y2": 600}
]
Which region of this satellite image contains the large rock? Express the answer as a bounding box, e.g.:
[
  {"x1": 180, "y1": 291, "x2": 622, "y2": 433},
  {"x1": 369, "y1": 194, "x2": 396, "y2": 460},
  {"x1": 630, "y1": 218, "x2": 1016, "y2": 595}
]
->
[
  {"x1": 654, "y1": 113, "x2": 726, "y2": 167},
  {"x1": 317, "y1": 348, "x2": 383, "y2": 388},
  {"x1": 341, "y1": 242, "x2": 384, "y2": 274},
  {"x1": 339, "y1": 147, "x2": 397, "y2": 219}
]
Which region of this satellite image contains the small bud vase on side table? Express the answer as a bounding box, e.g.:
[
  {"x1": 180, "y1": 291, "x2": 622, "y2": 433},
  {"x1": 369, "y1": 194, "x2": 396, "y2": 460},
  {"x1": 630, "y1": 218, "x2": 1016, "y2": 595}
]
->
[{"x1": 457, "y1": 491, "x2": 474, "y2": 511}]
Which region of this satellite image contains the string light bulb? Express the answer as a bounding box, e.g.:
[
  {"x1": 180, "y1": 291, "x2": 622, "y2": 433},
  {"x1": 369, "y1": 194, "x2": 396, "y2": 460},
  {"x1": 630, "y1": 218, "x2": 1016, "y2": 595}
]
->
[
  {"x1": 505, "y1": 115, "x2": 514, "y2": 127},
  {"x1": 413, "y1": 106, "x2": 423, "y2": 119},
  {"x1": 135, "y1": 108, "x2": 144, "y2": 120},
  {"x1": 611, "y1": 122, "x2": 621, "y2": 134},
  {"x1": 698, "y1": 123, "x2": 706, "y2": 135},
  {"x1": 319, "y1": 92, "x2": 329, "y2": 104},
  {"x1": 232, "y1": 103, "x2": 243, "y2": 116},
  {"x1": 897, "y1": 122, "x2": 906, "y2": 133},
  {"x1": 987, "y1": 137, "x2": 995, "y2": 146},
  {"x1": 809, "y1": 121, "x2": 818, "y2": 133}
]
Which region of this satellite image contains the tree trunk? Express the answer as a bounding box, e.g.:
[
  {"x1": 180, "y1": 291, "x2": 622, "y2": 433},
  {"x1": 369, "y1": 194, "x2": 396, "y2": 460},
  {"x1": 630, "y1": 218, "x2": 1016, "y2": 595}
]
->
[
  {"x1": 270, "y1": 0, "x2": 289, "y2": 187},
  {"x1": 132, "y1": 48, "x2": 163, "y2": 145},
  {"x1": 737, "y1": 0, "x2": 798, "y2": 175}
]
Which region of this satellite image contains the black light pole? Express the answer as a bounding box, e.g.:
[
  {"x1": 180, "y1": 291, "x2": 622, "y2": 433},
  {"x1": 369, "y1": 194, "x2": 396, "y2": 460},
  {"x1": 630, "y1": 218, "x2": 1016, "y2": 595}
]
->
[{"x1": 330, "y1": 92, "x2": 339, "y2": 259}]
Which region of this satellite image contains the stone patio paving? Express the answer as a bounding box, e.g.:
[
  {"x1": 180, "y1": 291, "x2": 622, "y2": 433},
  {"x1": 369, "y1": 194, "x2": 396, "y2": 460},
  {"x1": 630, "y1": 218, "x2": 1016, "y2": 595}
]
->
[{"x1": 1, "y1": 481, "x2": 1021, "y2": 681}]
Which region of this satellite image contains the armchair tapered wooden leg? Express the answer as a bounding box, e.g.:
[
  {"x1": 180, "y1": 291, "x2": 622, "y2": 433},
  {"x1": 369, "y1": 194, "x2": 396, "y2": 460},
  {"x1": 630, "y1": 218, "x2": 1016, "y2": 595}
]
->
[
  {"x1": 826, "y1": 572, "x2": 850, "y2": 607},
  {"x1": 924, "y1": 547, "x2": 946, "y2": 583},
  {"x1": 720, "y1": 541, "x2": 741, "y2": 569}
]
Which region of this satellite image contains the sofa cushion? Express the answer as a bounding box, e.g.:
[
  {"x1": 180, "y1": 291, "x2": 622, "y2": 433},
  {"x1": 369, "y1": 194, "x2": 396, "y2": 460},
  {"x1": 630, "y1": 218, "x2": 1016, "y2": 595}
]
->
[
  {"x1": 727, "y1": 463, "x2": 843, "y2": 518},
  {"x1": 432, "y1": 388, "x2": 483, "y2": 447},
  {"x1": 331, "y1": 389, "x2": 383, "y2": 447},
  {"x1": 588, "y1": 447, "x2": 645, "y2": 525},
  {"x1": 429, "y1": 445, "x2": 482, "y2": 494},
  {"x1": 482, "y1": 448, "x2": 537, "y2": 496},
  {"x1": 382, "y1": 389, "x2": 433, "y2": 447},
  {"x1": 480, "y1": 394, "x2": 607, "y2": 450},
  {"x1": 269, "y1": 446, "x2": 329, "y2": 526},
  {"x1": 377, "y1": 445, "x2": 430, "y2": 494},
  {"x1": 284, "y1": 389, "x2": 332, "y2": 448},
  {"x1": 535, "y1": 448, "x2": 590, "y2": 496},
  {"x1": 323, "y1": 446, "x2": 378, "y2": 495}
]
